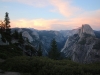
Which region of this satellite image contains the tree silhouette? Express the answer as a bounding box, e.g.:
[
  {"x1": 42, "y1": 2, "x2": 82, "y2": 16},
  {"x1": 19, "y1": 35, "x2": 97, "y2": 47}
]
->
[
  {"x1": 13, "y1": 30, "x2": 19, "y2": 39},
  {"x1": 2, "y1": 12, "x2": 11, "y2": 43},
  {"x1": 0, "y1": 21, "x2": 5, "y2": 34},
  {"x1": 4, "y1": 12, "x2": 11, "y2": 43},
  {"x1": 48, "y1": 38, "x2": 60, "y2": 60},
  {"x1": 37, "y1": 44, "x2": 42, "y2": 56},
  {"x1": 18, "y1": 32, "x2": 24, "y2": 44},
  {"x1": 0, "y1": 12, "x2": 11, "y2": 34},
  {"x1": 4, "y1": 12, "x2": 10, "y2": 30}
]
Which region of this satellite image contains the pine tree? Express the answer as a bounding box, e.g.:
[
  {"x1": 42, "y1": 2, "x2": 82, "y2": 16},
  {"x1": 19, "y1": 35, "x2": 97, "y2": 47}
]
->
[
  {"x1": 13, "y1": 30, "x2": 19, "y2": 39},
  {"x1": 18, "y1": 32, "x2": 24, "y2": 44},
  {"x1": 4, "y1": 12, "x2": 10, "y2": 30},
  {"x1": 37, "y1": 44, "x2": 42, "y2": 56},
  {"x1": 4, "y1": 12, "x2": 11, "y2": 43},
  {"x1": 48, "y1": 38, "x2": 60, "y2": 60}
]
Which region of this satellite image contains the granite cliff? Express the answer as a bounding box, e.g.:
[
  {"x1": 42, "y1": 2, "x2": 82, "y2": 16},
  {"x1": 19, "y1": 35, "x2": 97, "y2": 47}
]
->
[{"x1": 61, "y1": 24, "x2": 100, "y2": 63}]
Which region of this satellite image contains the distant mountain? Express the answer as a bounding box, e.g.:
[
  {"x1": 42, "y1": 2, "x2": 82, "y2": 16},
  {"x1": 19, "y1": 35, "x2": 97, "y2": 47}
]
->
[
  {"x1": 0, "y1": 28, "x2": 37, "y2": 57},
  {"x1": 61, "y1": 24, "x2": 100, "y2": 63},
  {"x1": 11, "y1": 28, "x2": 69, "y2": 55},
  {"x1": 94, "y1": 30, "x2": 100, "y2": 38},
  {"x1": 60, "y1": 29, "x2": 79, "y2": 37},
  {"x1": 1, "y1": 25, "x2": 100, "y2": 62},
  {"x1": 11, "y1": 27, "x2": 82, "y2": 55}
]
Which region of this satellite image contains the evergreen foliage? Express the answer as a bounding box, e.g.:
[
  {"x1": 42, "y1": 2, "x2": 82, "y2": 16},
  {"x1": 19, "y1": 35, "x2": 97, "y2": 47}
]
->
[
  {"x1": 25, "y1": 45, "x2": 37, "y2": 56},
  {"x1": 12, "y1": 30, "x2": 25, "y2": 44},
  {"x1": 0, "y1": 12, "x2": 11, "y2": 43},
  {"x1": 1, "y1": 56, "x2": 100, "y2": 75},
  {"x1": 4, "y1": 12, "x2": 10, "y2": 29},
  {"x1": 0, "y1": 45, "x2": 23, "y2": 59},
  {"x1": 13, "y1": 30, "x2": 19, "y2": 39},
  {"x1": 0, "y1": 21, "x2": 5, "y2": 34},
  {"x1": 18, "y1": 32, "x2": 24, "y2": 44},
  {"x1": 4, "y1": 12, "x2": 11, "y2": 43},
  {"x1": 37, "y1": 44, "x2": 42, "y2": 56},
  {"x1": 48, "y1": 39, "x2": 60, "y2": 60}
]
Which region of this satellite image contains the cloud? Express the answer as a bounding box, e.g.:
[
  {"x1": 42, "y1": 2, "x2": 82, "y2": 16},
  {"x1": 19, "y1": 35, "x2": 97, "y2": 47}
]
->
[
  {"x1": 11, "y1": 19, "x2": 56, "y2": 30},
  {"x1": 11, "y1": 19, "x2": 73, "y2": 30},
  {"x1": 11, "y1": 10, "x2": 100, "y2": 30},
  {"x1": 1, "y1": 0, "x2": 100, "y2": 30},
  {"x1": 2, "y1": 0, "x2": 81, "y2": 17},
  {"x1": 49, "y1": 0, "x2": 81, "y2": 17},
  {"x1": 2, "y1": 0, "x2": 49, "y2": 7},
  {"x1": 70, "y1": 10, "x2": 100, "y2": 30}
]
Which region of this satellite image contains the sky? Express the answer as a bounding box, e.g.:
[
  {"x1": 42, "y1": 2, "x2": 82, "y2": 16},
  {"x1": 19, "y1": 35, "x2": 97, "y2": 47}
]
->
[{"x1": 0, "y1": 0, "x2": 100, "y2": 30}]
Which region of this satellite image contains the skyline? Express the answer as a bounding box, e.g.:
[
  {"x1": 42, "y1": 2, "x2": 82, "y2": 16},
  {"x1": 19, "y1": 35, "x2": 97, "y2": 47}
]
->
[{"x1": 0, "y1": 0, "x2": 100, "y2": 30}]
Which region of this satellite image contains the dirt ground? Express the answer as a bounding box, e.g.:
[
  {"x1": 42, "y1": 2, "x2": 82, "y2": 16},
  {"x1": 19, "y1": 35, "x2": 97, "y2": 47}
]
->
[
  {"x1": 0, "y1": 59, "x2": 20, "y2": 75},
  {"x1": 0, "y1": 59, "x2": 5, "y2": 62},
  {"x1": 0, "y1": 72, "x2": 20, "y2": 75}
]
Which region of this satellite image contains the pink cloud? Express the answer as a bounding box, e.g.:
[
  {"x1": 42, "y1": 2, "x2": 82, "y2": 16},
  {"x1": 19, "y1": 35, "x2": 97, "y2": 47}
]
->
[
  {"x1": 70, "y1": 10, "x2": 100, "y2": 30},
  {"x1": 11, "y1": 10, "x2": 100, "y2": 30},
  {"x1": 2, "y1": 0, "x2": 100, "y2": 30},
  {"x1": 2, "y1": 0, "x2": 81, "y2": 17},
  {"x1": 11, "y1": 19, "x2": 56, "y2": 30},
  {"x1": 50, "y1": 0, "x2": 81, "y2": 17},
  {"x1": 11, "y1": 19, "x2": 73, "y2": 30}
]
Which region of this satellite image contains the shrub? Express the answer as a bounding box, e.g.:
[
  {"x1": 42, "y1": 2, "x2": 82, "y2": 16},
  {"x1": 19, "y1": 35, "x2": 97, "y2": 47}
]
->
[
  {"x1": 0, "y1": 45, "x2": 23, "y2": 59},
  {"x1": 1, "y1": 56, "x2": 100, "y2": 75},
  {"x1": 0, "y1": 53, "x2": 7, "y2": 59}
]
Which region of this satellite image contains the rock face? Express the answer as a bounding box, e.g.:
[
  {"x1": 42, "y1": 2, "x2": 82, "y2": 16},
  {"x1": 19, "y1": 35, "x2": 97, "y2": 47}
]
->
[
  {"x1": 61, "y1": 24, "x2": 100, "y2": 63},
  {"x1": 11, "y1": 27, "x2": 81, "y2": 56},
  {"x1": 11, "y1": 26, "x2": 99, "y2": 58},
  {"x1": 22, "y1": 31, "x2": 33, "y2": 42},
  {"x1": 79, "y1": 24, "x2": 95, "y2": 37},
  {"x1": 61, "y1": 34, "x2": 80, "y2": 57},
  {"x1": 60, "y1": 29, "x2": 79, "y2": 38},
  {"x1": 12, "y1": 28, "x2": 68, "y2": 55}
]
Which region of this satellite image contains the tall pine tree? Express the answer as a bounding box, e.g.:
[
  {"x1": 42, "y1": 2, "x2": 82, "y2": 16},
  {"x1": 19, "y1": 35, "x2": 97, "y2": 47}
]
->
[
  {"x1": 13, "y1": 30, "x2": 19, "y2": 39},
  {"x1": 37, "y1": 44, "x2": 42, "y2": 56},
  {"x1": 4, "y1": 12, "x2": 10, "y2": 30},
  {"x1": 18, "y1": 32, "x2": 24, "y2": 44},
  {"x1": 48, "y1": 38, "x2": 60, "y2": 60},
  {"x1": 4, "y1": 12, "x2": 11, "y2": 43}
]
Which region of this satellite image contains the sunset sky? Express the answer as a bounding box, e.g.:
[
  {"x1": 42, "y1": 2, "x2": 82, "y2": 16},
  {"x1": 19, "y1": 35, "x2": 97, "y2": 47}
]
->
[{"x1": 0, "y1": 0, "x2": 100, "y2": 30}]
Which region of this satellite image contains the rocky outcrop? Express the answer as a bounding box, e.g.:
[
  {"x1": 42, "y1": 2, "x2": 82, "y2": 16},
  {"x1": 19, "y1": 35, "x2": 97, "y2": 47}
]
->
[
  {"x1": 22, "y1": 31, "x2": 33, "y2": 42},
  {"x1": 61, "y1": 24, "x2": 100, "y2": 63},
  {"x1": 61, "y1": 34, "x2": 80, "y2": 57},
  {"x1": 79, "y1": 24, "x2": 95, "y2": 37},
  {"x1": 12, "y1": 28, "x2": 80, "y2": 54},
  {"x1": 32, "y1": 31, "x2": 39, "y2": 40},
  {"x1": 72, "y1": 37, "x2": 100, "y2": 63},
  {"x1": 11, "y1": 28, "x2": 68, "y2": 56},
  {"x1": 60, "y1": 29, "x2": 79, "y2": 38}
]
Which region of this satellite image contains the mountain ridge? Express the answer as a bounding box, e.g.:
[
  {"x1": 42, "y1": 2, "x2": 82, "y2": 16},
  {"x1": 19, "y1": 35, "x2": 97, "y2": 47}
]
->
[
  {"x1": 61, "y1": 24, "x2": 100, "y2": 63},
  {"x1": 0, "y1": 24, "x2": 100, "y2": 62}
]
